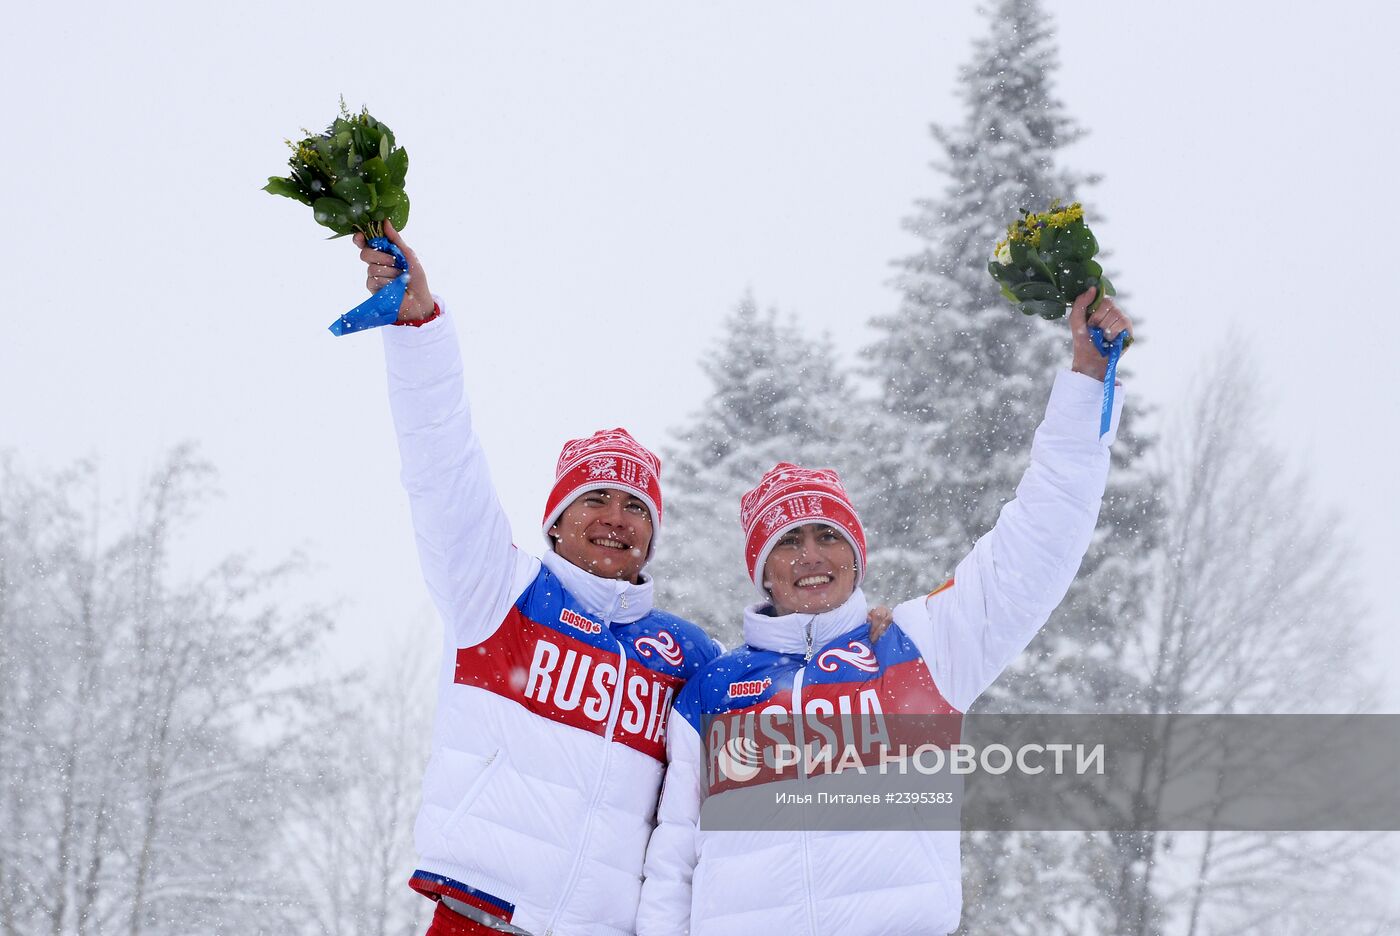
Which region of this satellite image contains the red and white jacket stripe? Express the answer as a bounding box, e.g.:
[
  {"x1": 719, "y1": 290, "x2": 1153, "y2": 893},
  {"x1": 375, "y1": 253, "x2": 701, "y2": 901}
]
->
[
  {"x1": 636, "y1": 369, "x2": 1124, "y2": 936},
  {"x1": 384, "y1": 304, "x2": 720, "y2": 936}
]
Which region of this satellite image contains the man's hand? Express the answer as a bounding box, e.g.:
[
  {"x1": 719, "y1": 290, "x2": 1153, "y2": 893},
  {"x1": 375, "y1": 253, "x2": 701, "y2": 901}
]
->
[
  {"x1": 1069, "y1": 287, "x2": 1133, "y2": 382},
  {"x1": 353, "y1": 219, "x2": 435, "y2": 323},
  {"x1": 869, "y1": 605, "x2": 894, "y2": 643}
]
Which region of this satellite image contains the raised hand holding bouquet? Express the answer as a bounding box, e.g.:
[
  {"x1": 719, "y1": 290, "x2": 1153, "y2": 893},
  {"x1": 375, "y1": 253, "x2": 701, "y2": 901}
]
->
[
  {"x1": 987, "y1": 201, "x2": 1130, "y2": 436},
  {"x1": 264, "y1": 101, "x2": 416, "y2": 335}
]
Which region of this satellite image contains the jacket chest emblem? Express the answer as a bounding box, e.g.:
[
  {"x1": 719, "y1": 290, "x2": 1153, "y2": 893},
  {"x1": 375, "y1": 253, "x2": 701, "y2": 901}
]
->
[
  {"x1": 634, "y1": 629, "x2": 684, "y2": 666},
  {"x1": 816, "y1": 640, "x2": 879, "y2": 673}
]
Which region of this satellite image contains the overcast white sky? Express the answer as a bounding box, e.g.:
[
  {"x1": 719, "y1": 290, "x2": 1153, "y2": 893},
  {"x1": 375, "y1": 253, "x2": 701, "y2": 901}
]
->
[{"x1": 6, "y1": 1, "x2": 1398, "y2": 707}]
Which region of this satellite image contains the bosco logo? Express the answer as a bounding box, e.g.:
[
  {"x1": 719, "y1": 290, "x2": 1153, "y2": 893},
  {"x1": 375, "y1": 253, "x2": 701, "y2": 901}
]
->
[
  {"x1": 559, "y1": 607, "x2": 602, "y2": 635},
  {"x1": 727, "y1": 676, "x2": 772, "y2": 699}
]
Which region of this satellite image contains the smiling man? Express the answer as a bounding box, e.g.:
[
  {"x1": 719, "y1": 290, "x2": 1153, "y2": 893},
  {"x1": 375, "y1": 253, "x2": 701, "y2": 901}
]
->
[
  {"x1": 638, "y1": 288, "x2": 1132, "y2": 935},
  {"x1": 760, "y1": 521, "x2": 860, "y2": 617},
  {"x1": 356, "y1": 223, "x2": 721, "y2": 936}
]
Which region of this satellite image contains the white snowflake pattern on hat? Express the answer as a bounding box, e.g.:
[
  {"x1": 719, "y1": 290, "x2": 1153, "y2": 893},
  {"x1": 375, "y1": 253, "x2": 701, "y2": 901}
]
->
[
  {"x1": 760, "y1": 505, "x2": 790, "y2": 535},
  {"x1": 586, "y1": 457, "x2": 619, "y2": 480}
]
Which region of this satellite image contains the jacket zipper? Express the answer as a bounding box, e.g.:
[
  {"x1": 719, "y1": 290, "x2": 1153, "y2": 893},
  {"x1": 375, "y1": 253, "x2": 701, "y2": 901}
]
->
[
  {"x1": 545, "y1": 618, "x2": 629, "y2": 935},
  {"x1": 791, "y1": 663, "x2": 820, "y2": 936}
]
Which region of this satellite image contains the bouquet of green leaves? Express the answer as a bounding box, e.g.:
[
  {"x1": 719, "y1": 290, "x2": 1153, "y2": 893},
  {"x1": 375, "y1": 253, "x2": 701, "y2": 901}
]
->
[
  {"x1": 986, "y1": 201, "x2": 1113, "y2": 320},
  {"x1": 266, "y1": 101, "x2": 413, "y2": 335},
  {"x1": 988, "y1": 201, "x2": 1125, "y2": 436},
  {"x1": 264, "y1": 100, "x2": 409, "y2": 240}
]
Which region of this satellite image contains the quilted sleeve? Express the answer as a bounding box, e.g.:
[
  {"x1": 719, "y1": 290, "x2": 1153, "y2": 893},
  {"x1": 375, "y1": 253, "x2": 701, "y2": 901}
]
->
[
  {"x1": 897, "y1": 369, "x2": 1122, "y2": 712},
  {"x1": 382, "y1": 301, "x2": 524, "y2": 648}
]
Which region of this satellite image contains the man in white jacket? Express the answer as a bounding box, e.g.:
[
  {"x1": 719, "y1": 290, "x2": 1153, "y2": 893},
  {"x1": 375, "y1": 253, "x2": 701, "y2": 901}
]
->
[
  {"x1": 636, "y1": 289, "x2": 1132, "y2": 935},
  {"x1": 356, "y1": 223, "x2": 722, "y2": 936}
]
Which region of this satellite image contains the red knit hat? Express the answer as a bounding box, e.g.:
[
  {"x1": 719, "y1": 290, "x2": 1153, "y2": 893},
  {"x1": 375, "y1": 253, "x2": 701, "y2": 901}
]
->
[
  {"x1": 740, "y1": 462, "x2": 866, "y2": 594},
  {"x1": 542, "y1": 428, "x2": 663, "y2": 560}
]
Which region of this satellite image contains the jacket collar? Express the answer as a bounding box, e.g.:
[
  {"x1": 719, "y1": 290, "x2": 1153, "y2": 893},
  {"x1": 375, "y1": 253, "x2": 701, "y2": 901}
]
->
[
  {"x1": 541, "y1": 549, "x2": 654, "y2": 624},
  {"x1": 742, "y1": 588, "x2": 869, "y2": 658}
]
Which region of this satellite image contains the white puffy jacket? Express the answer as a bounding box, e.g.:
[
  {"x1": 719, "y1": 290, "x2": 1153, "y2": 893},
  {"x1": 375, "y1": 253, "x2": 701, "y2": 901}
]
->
[
  {"x1": 636, "y1": 369, "x2": 1123, "y2": 936},
  {"x1": 383, "y1": 306, "x2": 721, "y2": 936}
]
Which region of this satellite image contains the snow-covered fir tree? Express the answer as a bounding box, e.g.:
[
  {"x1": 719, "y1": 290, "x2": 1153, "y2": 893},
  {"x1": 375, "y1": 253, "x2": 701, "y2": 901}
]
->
[
  {"x1": 859, "y1": 0, "x2": 1158, "y2": 714},
  {"x1": 652, "y1": 294, "x2": 865, "y2": 647},
  {"x1": 853, "y1": 2, "x2": 1161, "y2": 932}
]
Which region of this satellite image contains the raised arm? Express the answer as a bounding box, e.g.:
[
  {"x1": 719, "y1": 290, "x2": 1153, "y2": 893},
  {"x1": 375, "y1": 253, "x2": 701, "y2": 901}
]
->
[
  {"x1": 895, "y1": 289, "x2": 1131, "y2": 711},
  {"x1": 360, "y1": 223, "x2": 527, "y2": 648},
  {"x1": 637, "y1": 702, "x2": 707, "y2": 935}
]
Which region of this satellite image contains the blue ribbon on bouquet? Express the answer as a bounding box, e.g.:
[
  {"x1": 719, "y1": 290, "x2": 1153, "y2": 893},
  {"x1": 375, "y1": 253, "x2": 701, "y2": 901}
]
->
[
  {"x1": 1088, "y1": 325, "x2": 1125, "y2": 439},
  {"x1": 328, "y1": 237, "x2": 407, "y2": 336}
]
